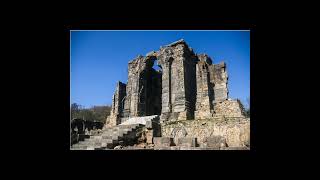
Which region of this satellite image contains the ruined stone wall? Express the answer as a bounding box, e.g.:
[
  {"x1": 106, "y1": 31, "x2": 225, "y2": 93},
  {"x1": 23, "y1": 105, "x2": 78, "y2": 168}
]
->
[
  {"x1": 157, "y1": 47, "x2": 173, "y2": 121},
  {"x1": 161, "y1": 118, "x2": 250, "y2": 147},
  {"x1": 123, "y1": 56, "x2": 147, "y2": 117},
  {"x1": 115, "y1": 82, "x2": 126, "y2": 115},
  {"x1": 194, "y1": 54, "x2": 231, "y2": 119},
  {"x1": 183, "y1": 46, "x2": 197, "y2": 120},
  {"x1": 107, "y1": 81, "x2": 126, "y2": 126},
  {"x1": 213, "y1": 99, "x2": 246, "y2": 117},
  {"x1": 195, "y1": 54, "x2": 214, "y2": 119},
  {"x1": 120, "y1": 55, "x2": 161, "y2": 118},
  {"x1": 169, "y1": 43, "x2": 187, "y2": 118},
  {"x1": 210, "y1": 62, "x2": 228, "y2": 102},
  {"x1": 126, "y1": 56, "x2": 144, "y2": 117},
  {"x1": 157, "y1": 40, "x2": 197, "y2": 121},
  {"x1": 107, "y1": 39, "x2": 241, "y2": 127}
]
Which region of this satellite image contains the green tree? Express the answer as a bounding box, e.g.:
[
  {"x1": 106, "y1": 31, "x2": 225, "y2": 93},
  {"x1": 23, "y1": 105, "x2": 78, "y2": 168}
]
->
[
  {"x1": 90, "y1": 105, "x2": 112, "y2": 123},
  {"x1": 78, "y1": 109, "x2": 96, "y2": 121},
  {"x1": 71, "y1": 103, "x2": 81, "y2": 120},
  {"x1": 71, "y1": 103, "x2": 112, "y2": 123}
]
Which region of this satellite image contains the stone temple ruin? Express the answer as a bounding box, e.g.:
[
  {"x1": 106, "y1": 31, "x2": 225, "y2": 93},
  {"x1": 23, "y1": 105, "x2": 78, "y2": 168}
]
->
[
  {"x1": 107, "y1": 39, "x2": 244, "y2": 124},
  {"x1": 71, "y1": 39, "x2": 250, "y2": 150}
]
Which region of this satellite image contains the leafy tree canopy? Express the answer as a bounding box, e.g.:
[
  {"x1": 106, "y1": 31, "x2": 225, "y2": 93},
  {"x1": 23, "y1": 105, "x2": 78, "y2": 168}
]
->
[{"x1": 71, "y1": 103, "x2": 111, "y2": 123}]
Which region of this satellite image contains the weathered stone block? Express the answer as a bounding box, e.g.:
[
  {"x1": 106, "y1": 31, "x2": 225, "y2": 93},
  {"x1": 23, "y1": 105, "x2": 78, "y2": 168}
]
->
[
  {"x1": 177, "y1": 137, "x2": 197, "y2": 147},
  {"x1": 146, "y1": 130, "x2": 153, "y2": 144},
  {"x1": 220, "y1": 146, "x2": 250, "y2": 150},
  {"x1": 153, "y1": 137, "x2": 173, "y2": 147},
  {"x1": 177, "y1": 111, "x2": 188, "y2": 120},
  {"x1": 205, "y1": 136, "x2": 226, "y2": 148},
  {"x1": 194, "y1": 110, "x2": 213, "y2": 120},
  {"x1": 146, "y1": 120, "x2": 154, "y2": 129},
  {"x1": 213, "y1": 100, "x2": 245, "y2": 117},
  {"x1": 154, "y1": 147, "x2": 171, "y2": 150}
]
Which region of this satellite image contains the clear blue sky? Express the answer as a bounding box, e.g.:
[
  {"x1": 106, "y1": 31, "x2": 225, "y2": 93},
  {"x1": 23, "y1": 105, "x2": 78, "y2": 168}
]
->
[{"x1": 71, "y1": 31, "x2": 250, "y2": 108}]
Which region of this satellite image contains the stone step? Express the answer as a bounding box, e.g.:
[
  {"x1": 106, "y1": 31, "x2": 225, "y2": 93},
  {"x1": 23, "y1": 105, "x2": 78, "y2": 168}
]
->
[
  {"x1": 102, "y1": 135, "x2": 120, "y2": 140},
  {"x1": 94, "y1": 147, "x2": 105, "y2": 150},
  {"x1": 84, "y1": 137, "x2": 119, "y2": 143},
  {"x1": 78, "y1": 141, "x2": 100, "y2": 146},
  {"x1": 82, "y1": 137, "x2": 101, "y2": 141},
  {"x1": 71, "y1": 147, "x2": 87, "y2": 150},
  {"x1": 85, "y1": 146, "x2": 94, "y2": 150},
  {"x1": 112, "y1": 127, "x2": 121, "y2": 130},
  {"x1": 71, "y1": 122, "x2": 143, "y2": 150},
  {"x1": 73, "y1": 139, "x2": 118, "y2": 149},
  {"x1": 100, "y1": 138, "x2": 118, "y2": 144},
  {"x1": 103, "y1": 130, "x2": 114, "y2": 134},
  {"x1": 119, "y1": 124, "x2": 139, "y2": 129},
  {"x1": 72, "y1": 144, "x2": 87, "y2": 149},
  {"x1": 90, "y1": 136, "x2": 103, "y2": 140},
  {"x1": 84, "y1": 139, "x2": 105, "y2": 144},
  {"x1": 72, "y1": 141, "x2": 120, "y2": 150},
  {"x1": 101, "y1": 129, "x2": 132, "y2": 136},
  {"x1": 102, "y1": 131, "x2": 130, "y2": 137},
  {"x1": 118, "y1": 129, "x2": 130, "y2": 134},
  {"x1": 75, "y1": 146, "x2": 96, "y2": 150},
  {"x1": 120, "y1": 115, "x2": 159, "y2": 125}
]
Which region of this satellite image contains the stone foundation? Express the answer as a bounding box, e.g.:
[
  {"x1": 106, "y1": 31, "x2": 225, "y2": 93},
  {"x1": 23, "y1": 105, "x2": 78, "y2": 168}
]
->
[{"x1": 160, "y1": 118, "x2": 250, "y2": 147}]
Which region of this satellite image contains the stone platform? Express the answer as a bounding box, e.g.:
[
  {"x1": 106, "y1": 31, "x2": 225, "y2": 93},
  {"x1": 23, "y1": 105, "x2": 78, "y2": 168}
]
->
[{"x1": 120, "y1": 115, "x2": 159, "y2": 125}]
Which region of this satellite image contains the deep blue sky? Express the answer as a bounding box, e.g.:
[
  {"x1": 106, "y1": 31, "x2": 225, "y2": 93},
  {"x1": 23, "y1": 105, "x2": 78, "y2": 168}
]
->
[{"x1": 71, "y1": 31, "x2": 250, "y2": 108}]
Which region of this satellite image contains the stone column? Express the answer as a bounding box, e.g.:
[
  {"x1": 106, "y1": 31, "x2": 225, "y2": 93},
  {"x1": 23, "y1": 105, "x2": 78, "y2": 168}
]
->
[
  {"x1": 130, "y1": 74, "x2": 139, "y2": 117},
  {"x1": 195, "y1": 62, "x2": 212, "y2": 119},
  {"x1": 172, "y1": 56, "x2": 188, "y2": 120},
  {"x1": 114, "y1": 81, "x2": 126, "y2": 115},
  {"x1": 160, "y1": 60, "x2": 172, "y2": 115},
  {"x1": 106, "y1": 81, "x2": 126, "y2": 127},
  {"x1": 210, "y1": 62, "x2": 228, "y2": 103}
]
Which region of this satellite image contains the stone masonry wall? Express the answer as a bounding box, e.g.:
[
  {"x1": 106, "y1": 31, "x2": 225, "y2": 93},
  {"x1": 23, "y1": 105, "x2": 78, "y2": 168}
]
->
[
  {"x1": 183, "y1": 45, "x2": 197, "y2": 120},
  {"x1": 213, "y1": 99, "x2": 246, "y2": 117},
  {"x1": 210, "y1": 62, "x2": 228, "y2": 102},
  {"x1": 157, "y1": 39, "x2": 199, "y2": 121},
  {"x1": 122, "y1": 55, "x2": 158, "y2": 118},
  {"x1": 195, "y1": 54, "x2": 214, "y2": 119},
  {"x1": 161, "y1": 118, "x2": 250, "y2": 147},
  {"x1": 107, "y1": 81, "x2": 126, "y2": 126}
]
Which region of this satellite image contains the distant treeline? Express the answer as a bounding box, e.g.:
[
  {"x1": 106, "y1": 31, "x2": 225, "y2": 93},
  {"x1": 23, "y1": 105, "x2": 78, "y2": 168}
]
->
[{"x1": 71, "y1": 103, "x2": 111, "y2": 123}]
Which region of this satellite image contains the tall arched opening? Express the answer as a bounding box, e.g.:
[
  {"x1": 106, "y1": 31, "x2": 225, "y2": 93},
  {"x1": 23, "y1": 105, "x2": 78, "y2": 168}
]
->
[{"x1": 138, "y1": 56, "x2": 162, "y2": 116}]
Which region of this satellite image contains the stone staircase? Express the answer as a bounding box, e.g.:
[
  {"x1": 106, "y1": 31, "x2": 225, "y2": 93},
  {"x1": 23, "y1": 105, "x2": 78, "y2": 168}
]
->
[
  {"x1": 70, "y1": 115, "x2": 160, "y2": 150},
  {"x1": 70, "y1": 124, "x2": 143, "y2": 150}
]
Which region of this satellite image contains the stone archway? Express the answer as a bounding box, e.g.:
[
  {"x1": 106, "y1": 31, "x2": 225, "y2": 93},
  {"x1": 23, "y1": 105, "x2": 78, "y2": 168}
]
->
[{"x1": 137, "y1": 56, "x2": 162, "y2": 116}]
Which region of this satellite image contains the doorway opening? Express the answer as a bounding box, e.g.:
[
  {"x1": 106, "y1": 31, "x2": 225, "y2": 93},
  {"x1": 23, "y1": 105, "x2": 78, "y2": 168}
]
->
[{"x1": 139, "y1": 57, "x2": 162, "y2": 116}]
